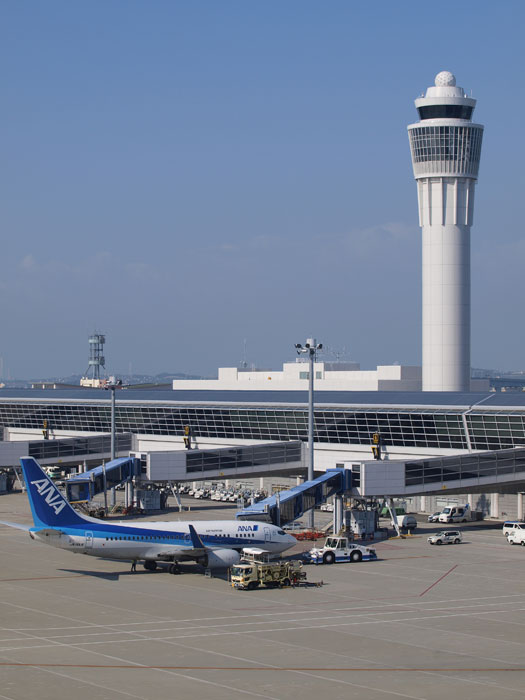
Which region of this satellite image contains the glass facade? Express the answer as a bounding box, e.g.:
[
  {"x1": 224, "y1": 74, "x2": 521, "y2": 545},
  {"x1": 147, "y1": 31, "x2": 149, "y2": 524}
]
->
[
  {"x1": 405, "y1": 448, "x2": 525, "y2": 487},
  {"x1": 3, "y1": 398, "x2": 525, "y2": 452},
  {"x1": 27, "y1": 434, "x2": 132, "y2": 461},
  {"x1": 409, "y1": 124, "x2": 483, "y2": 177},
  {"x1": 186, "y1": 442, "x2": 301, "y2": 474}
]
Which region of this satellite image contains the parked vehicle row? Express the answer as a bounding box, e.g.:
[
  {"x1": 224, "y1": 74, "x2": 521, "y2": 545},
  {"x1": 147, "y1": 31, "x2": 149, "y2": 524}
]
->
[{"x1": 177, "y1": 483, "x2": 267, "y2": 504}]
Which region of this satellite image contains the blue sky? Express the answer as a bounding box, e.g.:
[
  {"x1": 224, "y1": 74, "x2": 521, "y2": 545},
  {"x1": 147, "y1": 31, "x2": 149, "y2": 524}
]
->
[{"x1": 1, "y1": 1, "x2": 524, "y2": 378}]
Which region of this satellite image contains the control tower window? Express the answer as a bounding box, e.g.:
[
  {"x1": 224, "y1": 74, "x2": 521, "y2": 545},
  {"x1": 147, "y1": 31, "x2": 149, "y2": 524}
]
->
[
  {"x1": 417, "y1": 105, "x2": 473, "y2": 120},
  {"x1": 410, "y1": 125, "x2": 483, "y2": 167}
]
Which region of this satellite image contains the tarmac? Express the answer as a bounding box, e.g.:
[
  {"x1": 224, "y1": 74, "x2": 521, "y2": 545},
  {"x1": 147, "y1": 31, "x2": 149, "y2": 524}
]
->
[{"x1": 2, "y1": 491, "x2": 525, "y2": 700}]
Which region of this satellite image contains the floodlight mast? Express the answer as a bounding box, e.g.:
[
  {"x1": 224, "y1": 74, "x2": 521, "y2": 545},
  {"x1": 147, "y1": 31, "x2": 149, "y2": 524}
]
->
[
  {"x1": 295, "y1": 338, "x2": 322, "y2": 529},
  {"x1": 104, "y1": 378, "x2": 122, "y2": 507}
]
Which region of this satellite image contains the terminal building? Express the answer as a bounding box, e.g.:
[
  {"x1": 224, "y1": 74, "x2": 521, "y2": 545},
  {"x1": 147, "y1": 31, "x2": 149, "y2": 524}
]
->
[
  {"x1": 173, "y1": 361, "x2": 424, "y2": 392},
  {"x1": 172, "y1": 361, "x2": 490, "y2": 393},
  {"x1": 1, "y1": 386, "x2": 525, "y2": 520}
]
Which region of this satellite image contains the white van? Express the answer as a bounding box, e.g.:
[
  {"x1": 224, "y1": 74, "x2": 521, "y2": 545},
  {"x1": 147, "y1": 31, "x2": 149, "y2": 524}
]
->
[
  {"x1": 438, "y1": 505, "x2": 470, "y2": 523},
  {"x1": 503, "y1": 521, "x2": 525, "y2": 538}
]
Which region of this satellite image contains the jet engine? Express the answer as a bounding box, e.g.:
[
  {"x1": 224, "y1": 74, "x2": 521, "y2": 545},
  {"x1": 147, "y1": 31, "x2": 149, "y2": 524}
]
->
[{"x1": 199, "y1": 549, "x2": 240, "y2": 569}]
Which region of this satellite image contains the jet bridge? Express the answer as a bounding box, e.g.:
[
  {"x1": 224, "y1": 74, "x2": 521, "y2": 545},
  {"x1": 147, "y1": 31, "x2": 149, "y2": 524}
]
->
[
  {"x1": 0, "y1": 433, "x2": 133, "y2": 468},
  {"x1": 236, "y1": 467, "x2": 352, "y2": 525},
  {"x1": 354, "y1": 447, "x2": 525, "y2": 497},
  {"x1": 65, "y1": 457, "x2": 140, "y2": 502}
]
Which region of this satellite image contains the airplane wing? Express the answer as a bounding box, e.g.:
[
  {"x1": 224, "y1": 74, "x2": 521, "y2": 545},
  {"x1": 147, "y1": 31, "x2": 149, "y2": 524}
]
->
[
  {"x1": 156, "y1": 525, "x2": 207, "y2": 561},
  {"x1": 0, "y1": 520, "x2": 32, "y2": 532}
]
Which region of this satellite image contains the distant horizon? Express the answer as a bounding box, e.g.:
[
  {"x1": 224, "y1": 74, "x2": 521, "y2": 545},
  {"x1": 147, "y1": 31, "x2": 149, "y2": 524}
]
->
[{"x1": 2, "y1": 363, "x2": 524, "y2": 386}]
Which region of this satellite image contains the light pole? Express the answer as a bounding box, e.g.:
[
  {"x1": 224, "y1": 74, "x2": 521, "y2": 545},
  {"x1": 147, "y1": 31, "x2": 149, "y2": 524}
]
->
[
  {"x1": 105, "y1": 377, "x2": 122, "y2": 460},
  {"x1": 105, "y1": 378, "x2": 122, "y2": 508},
  {"x1": 295, "y1": 338, "x2": 322, "y2": 529}
]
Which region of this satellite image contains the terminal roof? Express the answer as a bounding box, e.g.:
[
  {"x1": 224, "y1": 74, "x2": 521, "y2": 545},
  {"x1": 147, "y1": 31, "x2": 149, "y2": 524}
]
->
[{"x1": 2, "y1": 388, "x2": 525, "y2": 409}]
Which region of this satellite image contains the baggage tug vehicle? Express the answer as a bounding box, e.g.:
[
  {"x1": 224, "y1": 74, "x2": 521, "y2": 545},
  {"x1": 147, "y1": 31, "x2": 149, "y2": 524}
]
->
[{"x1": 309, "y1": 535, "x2": 377, "y2": 565}]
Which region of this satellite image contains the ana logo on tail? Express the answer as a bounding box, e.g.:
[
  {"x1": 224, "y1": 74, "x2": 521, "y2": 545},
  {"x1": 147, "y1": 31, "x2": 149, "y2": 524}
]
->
[{"x1": 30, "y1": 479, "x2": 66, "y2": 515}]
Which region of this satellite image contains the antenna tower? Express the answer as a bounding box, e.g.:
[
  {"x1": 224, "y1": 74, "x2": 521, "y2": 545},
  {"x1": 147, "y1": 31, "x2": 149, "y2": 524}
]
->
[{"x1": 80, "y1": 333, "x2": 106, "y2": 387}]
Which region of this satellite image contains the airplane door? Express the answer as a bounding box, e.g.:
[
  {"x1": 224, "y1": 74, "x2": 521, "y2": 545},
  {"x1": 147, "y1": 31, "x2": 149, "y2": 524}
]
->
[
  {"x1": 85, "y1": 531, "x2": 94, "y2": 550},
  {"x1": 264, "y1": 527, "x2": 271, "y2": 542}
]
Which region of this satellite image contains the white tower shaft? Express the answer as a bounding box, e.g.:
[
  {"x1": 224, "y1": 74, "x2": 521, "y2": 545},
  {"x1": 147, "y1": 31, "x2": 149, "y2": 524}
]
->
[
  {"x1": 408, "y1": 72, "x2": 483, "y2": 392},
  {"x1": 419, "y1": 178, "x2": 473, "y2": 391}
]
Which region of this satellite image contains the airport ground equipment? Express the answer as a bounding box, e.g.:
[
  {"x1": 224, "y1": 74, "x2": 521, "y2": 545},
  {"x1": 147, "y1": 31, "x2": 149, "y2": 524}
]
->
[
  {"x1": 291, "y1": 529, "x2": 325, "y2": 541},
  {"x1": 236, "y1": 467, "x2": 351, "y2": 526},
  {"x1": 427, "y1": 531, "x2": 462, "y2": 545},
  {"x1": 438, "y1": 504, "x2": 472, "y2": 523},
  {"x1": 308, "y1": 535, "x2": 377, "y2": 565},
  {"x1": 65, "y1": 457, "x2": 140, "y2": 502},
  {"x1": 344, "y1": 508, "x2": 378, "y2": 538},
  {"x1": 231, "y1": 550, "x2": 306, "y2": 589},
  {"x1": 395, "y1": 514, "x2": 417, "y2": 532},
  {"x1": 380, "y1": 505, "x2": 405, "y2": 517}
]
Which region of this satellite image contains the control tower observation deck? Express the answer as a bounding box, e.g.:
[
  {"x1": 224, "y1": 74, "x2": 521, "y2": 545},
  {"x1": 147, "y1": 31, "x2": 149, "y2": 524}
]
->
[{"x1": 408, "y1": 71, "x2": 483, "y2": 392}]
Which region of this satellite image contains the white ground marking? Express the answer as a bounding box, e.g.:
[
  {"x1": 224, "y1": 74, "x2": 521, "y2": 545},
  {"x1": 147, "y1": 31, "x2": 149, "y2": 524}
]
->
[{"x1": 2, "y1": 599, "x2": 525, "y2": 643}]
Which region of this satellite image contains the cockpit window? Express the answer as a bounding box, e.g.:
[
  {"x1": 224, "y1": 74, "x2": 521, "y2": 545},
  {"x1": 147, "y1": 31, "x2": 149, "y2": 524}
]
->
[{"x1": 277, "y1": 530, "x2": 285, "y2": 535}]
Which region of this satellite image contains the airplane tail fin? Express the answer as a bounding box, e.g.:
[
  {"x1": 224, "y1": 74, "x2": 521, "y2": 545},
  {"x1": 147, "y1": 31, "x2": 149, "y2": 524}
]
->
[{"x1": 20, "y1": 457, "x2": 86, "y2": 529}]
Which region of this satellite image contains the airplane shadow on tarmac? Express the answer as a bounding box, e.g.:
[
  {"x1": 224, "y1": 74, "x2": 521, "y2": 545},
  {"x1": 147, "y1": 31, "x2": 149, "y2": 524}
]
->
[
  {"x1": 59, "y1": 564, "x2": 231, "y2": 580},
  {"x1": 59, "y1": 568, "x2": 122, "y2": 581}
]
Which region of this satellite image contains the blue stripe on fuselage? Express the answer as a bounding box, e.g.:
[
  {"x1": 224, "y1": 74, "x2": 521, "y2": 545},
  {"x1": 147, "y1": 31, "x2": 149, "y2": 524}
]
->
[{"x1": 31, "y1": 523, "x2": 266, "y2": 549}]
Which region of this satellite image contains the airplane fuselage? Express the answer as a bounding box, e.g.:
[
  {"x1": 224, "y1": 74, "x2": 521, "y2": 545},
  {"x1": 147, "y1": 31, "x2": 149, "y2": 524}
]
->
[{"x1": 30, "y1": 519, "x2": 294, "y2": 561}]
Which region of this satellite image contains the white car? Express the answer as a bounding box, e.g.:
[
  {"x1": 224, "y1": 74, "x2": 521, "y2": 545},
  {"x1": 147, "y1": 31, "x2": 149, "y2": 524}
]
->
[
  {"x1": 428, "y1": 531, "x2": 462, "y2": 545},
  {"x1": 507, "y1": 529, "x2": 525, "y2": 545},
  {"x1": 427, "y1": 511, "x2": 441, "y2": 523},
  {"x1": 320, "y1": 502, "x2": 334, "y2": 512}
]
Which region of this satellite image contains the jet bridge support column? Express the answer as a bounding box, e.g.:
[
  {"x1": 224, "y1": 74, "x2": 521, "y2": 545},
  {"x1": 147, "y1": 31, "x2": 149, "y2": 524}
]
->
[
  {"x1": 518, "y1": 493, "x2": 524, "y2": 521},
  {"x1": 491, "y1": 493, "x2": 499, "y2": 518},
  {"x1": 170, "y1": 483, "x2": 183, "y2": 512},
  {"x1": 333, "y1": 495, "x2": 343, "y2": 534},
  {"x1": 385, "y1": 497, "x2": 402, "y2": 537}
]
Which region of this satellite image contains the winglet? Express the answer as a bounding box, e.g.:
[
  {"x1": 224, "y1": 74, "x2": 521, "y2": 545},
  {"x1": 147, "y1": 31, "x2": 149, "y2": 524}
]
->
[{"x1": 188, "y1": 524, "x2": 205, "y2": 549}]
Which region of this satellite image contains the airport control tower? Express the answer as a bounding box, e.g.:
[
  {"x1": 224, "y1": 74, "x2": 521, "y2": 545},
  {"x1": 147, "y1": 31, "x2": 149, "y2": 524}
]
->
[{"x1": 408, "y1": 71, "x2": 483, "y2": 391}]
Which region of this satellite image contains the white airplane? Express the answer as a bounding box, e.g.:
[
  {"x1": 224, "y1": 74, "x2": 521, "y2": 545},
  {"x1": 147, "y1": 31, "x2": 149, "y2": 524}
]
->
[{"x1": 0, "y1": 457, "x2": 296, "y2": 574}]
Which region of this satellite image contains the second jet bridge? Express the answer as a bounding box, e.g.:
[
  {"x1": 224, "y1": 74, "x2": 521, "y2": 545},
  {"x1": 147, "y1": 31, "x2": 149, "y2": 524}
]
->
[{"x1": 236, "y1": 468, "x2": 352, "y2": 525}]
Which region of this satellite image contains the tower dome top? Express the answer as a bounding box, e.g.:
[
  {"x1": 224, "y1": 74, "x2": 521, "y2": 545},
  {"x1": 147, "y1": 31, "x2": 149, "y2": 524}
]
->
[{"x1": 435, "y1": 71, "x2": 456, "y2": 87}]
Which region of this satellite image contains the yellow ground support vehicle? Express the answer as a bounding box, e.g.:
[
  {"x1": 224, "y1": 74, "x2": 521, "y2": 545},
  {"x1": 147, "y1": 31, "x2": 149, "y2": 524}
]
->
[{"x1": 231, "y1": 553, "x2": 306, "y2": 590}]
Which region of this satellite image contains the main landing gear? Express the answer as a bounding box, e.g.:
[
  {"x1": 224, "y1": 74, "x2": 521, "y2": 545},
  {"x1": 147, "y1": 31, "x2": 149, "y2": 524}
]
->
[{"x1": 143, "y1": 560, "x2": 180, "y2": 574}]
